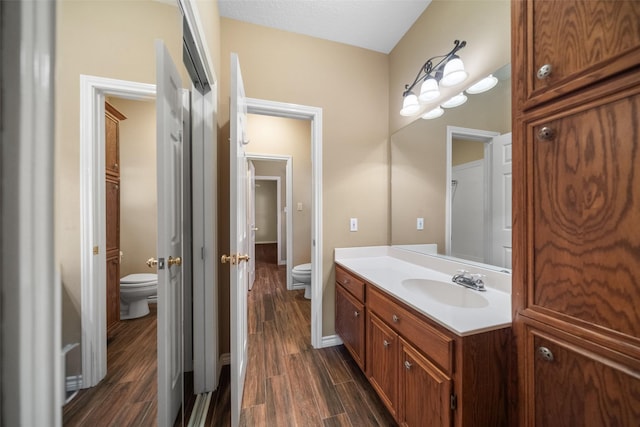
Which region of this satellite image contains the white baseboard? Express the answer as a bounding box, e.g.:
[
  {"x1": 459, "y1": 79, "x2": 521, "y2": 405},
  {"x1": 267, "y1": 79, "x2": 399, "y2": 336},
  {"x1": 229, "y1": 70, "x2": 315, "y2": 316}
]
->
[
  {"x1": 321, "y1": 334, "x2": 343, "y2": 348},
  {"x1": 278, "y1": 259, "x2": 287, "y2": 266}
]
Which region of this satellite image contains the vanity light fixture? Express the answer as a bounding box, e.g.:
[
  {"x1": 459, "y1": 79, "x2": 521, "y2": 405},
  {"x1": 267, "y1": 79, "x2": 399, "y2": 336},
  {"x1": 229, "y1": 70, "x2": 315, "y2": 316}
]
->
[
  {"x1": 421, "y1": 106, "x2": 444, "y2": 120},
  {"x1": 441, "y1": 92, "x2": 468, "y2": 108},
  {"x1": 400, "y1": 40, "x2": 468, "y2": 116},
  {"x1": 466, "y1": 74, "x2": 498, "y2": 94}
]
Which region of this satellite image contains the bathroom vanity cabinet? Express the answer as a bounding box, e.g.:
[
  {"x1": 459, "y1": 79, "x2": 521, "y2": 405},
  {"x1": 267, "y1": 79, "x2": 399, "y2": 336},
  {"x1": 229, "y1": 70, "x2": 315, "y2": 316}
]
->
[
  {"x1": 335, "y1": 265, "x2": 510, "y2": 427},
  {"x1": 512, "y1": 1, "x2": 640, "y2": 425},
  {"x1": 335, "y1": 266, "x2": 366, "y2": 370}
]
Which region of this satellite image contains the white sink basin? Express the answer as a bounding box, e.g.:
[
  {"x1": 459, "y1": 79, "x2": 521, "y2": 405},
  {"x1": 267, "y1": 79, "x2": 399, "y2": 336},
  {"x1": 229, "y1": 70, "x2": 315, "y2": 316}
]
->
[{"x1": 401, "y1": 278, "x2": 489, "y2": 308}]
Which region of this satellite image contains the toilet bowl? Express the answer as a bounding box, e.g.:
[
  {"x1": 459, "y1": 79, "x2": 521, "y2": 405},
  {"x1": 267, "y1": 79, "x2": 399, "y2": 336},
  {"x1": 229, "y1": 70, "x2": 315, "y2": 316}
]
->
[
  {"x1": 120, "y1": 273, "x2": 158, "y2": 320},
  {"x1": 292, "y1": 263, "x2": 312, "y2": 299}
]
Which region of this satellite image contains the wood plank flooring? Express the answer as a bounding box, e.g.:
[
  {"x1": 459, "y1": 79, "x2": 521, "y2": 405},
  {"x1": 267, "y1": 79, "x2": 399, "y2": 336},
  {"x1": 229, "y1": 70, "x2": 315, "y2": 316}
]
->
[
  {"x1": 63, "y1": 304, "x2": 158, "y2": 426},
  {"x1": 62, "y1": 243, "x2": 395, "y2": 426},
  {"x1": 206, "y1": 243, "x2": 396, "y2": 426}
]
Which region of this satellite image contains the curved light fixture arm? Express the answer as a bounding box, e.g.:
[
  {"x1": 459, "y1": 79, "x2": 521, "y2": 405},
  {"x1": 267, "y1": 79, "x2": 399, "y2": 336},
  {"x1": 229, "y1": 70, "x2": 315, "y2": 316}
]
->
[{"x1": 402, "y1": 40, "x2": 467, "y2": 97}]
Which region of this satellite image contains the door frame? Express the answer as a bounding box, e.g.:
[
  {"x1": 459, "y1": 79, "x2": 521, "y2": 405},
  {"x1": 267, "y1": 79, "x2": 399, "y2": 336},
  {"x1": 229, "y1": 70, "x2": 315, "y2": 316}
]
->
[
  {"x1": 253, "y1": 175, "x2": 283, "y2": 260},
  {"x1": 445, "y1": 126, "x2": 499, "y2": 259},
  {"x1": 79, "y1": 76, "x2": 156, "y2": 387},
  {"x1": 1, "y1": 0, "x2": 60, "y2": 424},
  {"x1": 246, "y1": 154, "x2": 293, "y2": 288},
  {"x1": 246, "y1": 98, "x2": 324, "y2": 348}
]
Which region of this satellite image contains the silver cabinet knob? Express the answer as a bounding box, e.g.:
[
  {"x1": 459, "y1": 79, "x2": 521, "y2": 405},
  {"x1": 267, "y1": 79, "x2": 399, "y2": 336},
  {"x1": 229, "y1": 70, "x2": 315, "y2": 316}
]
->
[
  {"x1": 383, "y1": 339, "x2": 390, "y2": 348},
  {"x1": 536, "y1": 64, "x2": 552, "y2": 80},
  {"x1": 392, "y1": 314, "x2": 399, "y2": 323},
  {"x1": 353, "y1": 311, "x2": 360, "y2": 318},
  {"x1": 537, "y1": 346, "x2": 554, "y2": 362},
  {"x1": 404, "y1": 360, "x2": 412, "y2": 370},
  {"x1": 537, "y1": 126, "x2": 556, "y2": 141}
]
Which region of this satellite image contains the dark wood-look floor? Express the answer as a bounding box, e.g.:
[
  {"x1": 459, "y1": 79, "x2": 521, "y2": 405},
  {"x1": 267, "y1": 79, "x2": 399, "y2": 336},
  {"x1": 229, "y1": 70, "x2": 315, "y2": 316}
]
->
[
  {"x1": 206, "y1": 243, "x2": 396, "y2": 426},
  {"x1": 63, "y1": 304, "x2": 158, "y2": 426},
  {"x1": 63, "y1": 243, "x2": 395, "y2": 426}
]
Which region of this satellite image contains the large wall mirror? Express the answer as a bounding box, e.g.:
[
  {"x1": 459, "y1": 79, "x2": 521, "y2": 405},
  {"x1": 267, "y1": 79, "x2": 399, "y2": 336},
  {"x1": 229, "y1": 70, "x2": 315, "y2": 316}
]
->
[{"x1": 391, "y1": 63, "x2": 512, "y2": 271}]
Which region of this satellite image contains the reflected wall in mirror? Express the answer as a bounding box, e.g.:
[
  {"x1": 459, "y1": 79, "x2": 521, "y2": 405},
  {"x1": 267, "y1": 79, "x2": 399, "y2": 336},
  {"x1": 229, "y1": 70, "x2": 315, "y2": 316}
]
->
[{"x1": 391, "y1": 63, "x2": 511, "y2": 270}]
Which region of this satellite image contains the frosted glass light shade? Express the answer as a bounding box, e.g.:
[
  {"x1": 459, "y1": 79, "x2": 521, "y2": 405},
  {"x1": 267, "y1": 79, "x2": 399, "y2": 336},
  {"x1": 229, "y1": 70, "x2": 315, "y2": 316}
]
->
[
  {"x1": 440, "y1": 57, "x2": 468, "y2": 87},
  {"x1": 441, "y1": 93, "x2": 468, "y2": 108},
  {"x1": 466, "y1": 74, "x2": 498, "y2": 94},
  {"x1": 400, "y1": 92, "x2": 420, "y2": 116},
  {"x1": 419, "y1": 78, "x2": 440, "y2": 102},
  {"x1": 421, "y1": 106, "x2": 444, "y2": 120}
]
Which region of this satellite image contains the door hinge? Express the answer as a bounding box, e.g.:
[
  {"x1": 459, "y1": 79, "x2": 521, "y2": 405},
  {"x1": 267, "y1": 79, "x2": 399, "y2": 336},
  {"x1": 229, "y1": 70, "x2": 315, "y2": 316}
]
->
[
  {"x1": 450, "y1": 394, "x2": 457, "y2": 410},
  {"x1": 201, "y1": 246, "x2": 205, "y2": 260}
]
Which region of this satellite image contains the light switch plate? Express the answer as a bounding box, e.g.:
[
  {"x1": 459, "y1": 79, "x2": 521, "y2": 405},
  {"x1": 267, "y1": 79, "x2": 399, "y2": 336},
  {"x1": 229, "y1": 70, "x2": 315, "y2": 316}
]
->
[
  {"x1": 297, "y1": 202, "x2": 303, "y2": 211},
  {"x1": 417, "y1": 217, "x2": 424, "y2": 230},
  {"x1": 350, "y1": 218, "x2": 358, "y2": 232}
]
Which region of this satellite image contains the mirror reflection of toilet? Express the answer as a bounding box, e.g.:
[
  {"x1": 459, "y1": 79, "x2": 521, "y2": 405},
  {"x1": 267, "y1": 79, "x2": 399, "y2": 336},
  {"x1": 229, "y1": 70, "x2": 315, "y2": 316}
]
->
[
  {"x1": 292, "y1": 263, "x2": 311, "y2": 299},
  {"x1": 120, "y1": 273, "x2": 158, "y2": 319}
]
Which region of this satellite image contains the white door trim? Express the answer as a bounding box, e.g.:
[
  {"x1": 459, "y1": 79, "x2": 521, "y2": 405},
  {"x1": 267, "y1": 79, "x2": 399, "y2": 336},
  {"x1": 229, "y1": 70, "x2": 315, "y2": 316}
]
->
[
  {"x1": 79, "y1": 75, "x2": 156, "y2": 387},
  {"x1": 2, "y1": 1, "x2": 59, "y2": 424},
  {"x1": 445, "y1": 126, "x2": 499, "y2": 259},
  {"x1": 245, "y1": 98, "x2": 324, "y2": 349},
  {"x1": 246, "y1": 154, "x2": 293, "y2": 289}
]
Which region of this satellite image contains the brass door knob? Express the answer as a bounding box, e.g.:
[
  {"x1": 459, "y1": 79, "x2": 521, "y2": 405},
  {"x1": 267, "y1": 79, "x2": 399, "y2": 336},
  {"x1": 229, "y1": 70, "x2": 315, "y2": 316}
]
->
[
  {"x1": 237, "y1": 254, "x2": 250, "y2": 263},
  {"x1": 146, "y1": 257, "x2": 158, "y2": 268},
  {"x1": 221, "y1": 254, "x2": 236, "y2": 265},
  {"x1": 167, "y1": 256, "x2": 182, "y2": 267}
]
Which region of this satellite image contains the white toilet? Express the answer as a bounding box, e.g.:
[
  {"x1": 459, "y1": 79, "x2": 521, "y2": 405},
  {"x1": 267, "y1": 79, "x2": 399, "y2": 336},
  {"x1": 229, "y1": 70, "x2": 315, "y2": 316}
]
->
[
  {"x1": 120, "y1": 273, "x2": 158, "y2": 320},
  {"x1": 292, "y1": 263, "x2": 312, "y2": 299}
]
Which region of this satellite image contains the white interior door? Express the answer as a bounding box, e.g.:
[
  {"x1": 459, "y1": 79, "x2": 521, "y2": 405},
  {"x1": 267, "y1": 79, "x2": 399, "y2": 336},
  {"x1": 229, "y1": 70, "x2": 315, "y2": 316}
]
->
[
  {"x1": 229, "y1": 52, "x2": 249, "y2": 427},
  {"x1": 156, "y1": 40, "x2": 184, "y2": 427},
  {"x1": 248, "y1": 161, "x2": 256, "y2": 290},
  {"x1": 491, "y1": 132, "x2": 513, "y2": 269}
]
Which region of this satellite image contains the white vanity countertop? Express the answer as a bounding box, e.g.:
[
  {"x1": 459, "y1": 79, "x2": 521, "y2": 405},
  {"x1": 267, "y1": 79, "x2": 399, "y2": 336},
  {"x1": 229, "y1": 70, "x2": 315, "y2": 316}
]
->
[{"x1": 335, "y1": 246, "x2": 512, "y2": 336}]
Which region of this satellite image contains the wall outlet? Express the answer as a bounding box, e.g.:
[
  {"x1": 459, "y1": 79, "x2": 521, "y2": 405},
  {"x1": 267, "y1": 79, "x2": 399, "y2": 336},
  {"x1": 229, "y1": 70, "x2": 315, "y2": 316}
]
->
[
  {"x1": 417, "y1": 217, "x2": 424, "y2": 230},
  {"x1": 350, "y1": 218, "x2": 358, "y2": 232}
]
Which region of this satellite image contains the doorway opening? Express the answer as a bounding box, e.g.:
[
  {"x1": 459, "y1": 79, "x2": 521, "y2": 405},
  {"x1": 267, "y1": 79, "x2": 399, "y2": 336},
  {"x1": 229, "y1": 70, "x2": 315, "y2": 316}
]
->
[{"x1": 246, "y1": 98, "x2": 324, "y2": 348}]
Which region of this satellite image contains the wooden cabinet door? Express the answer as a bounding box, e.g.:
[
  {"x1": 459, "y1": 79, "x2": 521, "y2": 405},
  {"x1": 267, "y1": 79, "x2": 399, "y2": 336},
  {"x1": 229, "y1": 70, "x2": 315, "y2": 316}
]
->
[
  {"x1": 530, "y1": 88, "x2": 640, "y2": 339},
  {"x1": 105, "y1": 102, "x2": 125, "y2": 177},
  {"x1": 520, "y1": 0, "x2": 640, "y2": 107},
  {"x1": 525, "y1": 328, "x2": 640, "y2": 427},
  {"x1": 105, "y1": 177, "x2": 120, "y2": 254},
  {"x1": 367, "y1": 312, "x2": 398, "y2": 417},
  {"x1": 335, "y1": 284, "x2": 365, "y2": 370},
  {"x1": 106, "y1": 255, "x2": 120, "y2": 334},
  {"x1": 398, "y1": 338, "x2": 452, "y2": 427}
]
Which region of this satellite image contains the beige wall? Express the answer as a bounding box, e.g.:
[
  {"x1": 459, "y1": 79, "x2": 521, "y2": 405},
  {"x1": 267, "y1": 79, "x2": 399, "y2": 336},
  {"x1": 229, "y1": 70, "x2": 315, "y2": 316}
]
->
[
  {"x1": 253, "y1": 160, "x2": 288, "y2": 261},
  {"x1": 391, "y1": 76, "x2": 511, "y2": 249},
  {"x1": 452, "y1": 137, "x2": 485, "y2": 166},
  {"x1": 389, "y1": 0, "x2": 511, "y2": 133},
  {"x1": 107, "y1": 98, "x2": 158, "y2": 277},
  {"x1": 219, "y1": 18, "x2": 390, "y2": 341},
  {"x1": 248, "y1": 114, "x2": 312, "y2": 266},
  {"x1": 55, "y1": 1, "x2": 186, "y2": 311},
  {"x1": 254, "y1": 180, "x2": 278, "y2": 243}
]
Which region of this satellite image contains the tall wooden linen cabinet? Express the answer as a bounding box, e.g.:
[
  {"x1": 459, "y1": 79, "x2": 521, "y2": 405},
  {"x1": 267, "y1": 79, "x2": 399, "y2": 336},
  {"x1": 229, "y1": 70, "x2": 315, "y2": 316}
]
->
[
  {"x1": 105, "y1": 102, "x2": 126, "y2": 337},
  {"x1": 512, "y1": 2, "x2": 640, "y2": 425}
]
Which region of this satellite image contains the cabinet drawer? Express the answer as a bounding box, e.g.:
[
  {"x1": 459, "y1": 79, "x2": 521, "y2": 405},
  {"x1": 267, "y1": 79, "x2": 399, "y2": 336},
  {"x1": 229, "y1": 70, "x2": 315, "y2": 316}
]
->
[
  {"x1": 367, "y1": 285, "x2": 453, "y2": 374},
  {"x1": 335, "y1": 266, "x2": 365, "y2": 302}
]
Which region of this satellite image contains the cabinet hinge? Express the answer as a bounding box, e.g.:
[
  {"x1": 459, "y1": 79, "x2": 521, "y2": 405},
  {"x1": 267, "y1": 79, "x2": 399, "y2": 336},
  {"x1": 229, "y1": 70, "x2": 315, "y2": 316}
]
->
[{"x1": 450, "y1": 394, "x2": 457, "y2": 410}]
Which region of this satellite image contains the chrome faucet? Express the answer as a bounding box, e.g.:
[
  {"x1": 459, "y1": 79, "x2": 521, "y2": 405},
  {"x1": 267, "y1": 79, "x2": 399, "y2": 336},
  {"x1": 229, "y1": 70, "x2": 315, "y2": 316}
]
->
[{"x1": 452, "y1": 270, "x2": 486, "y2": 291}]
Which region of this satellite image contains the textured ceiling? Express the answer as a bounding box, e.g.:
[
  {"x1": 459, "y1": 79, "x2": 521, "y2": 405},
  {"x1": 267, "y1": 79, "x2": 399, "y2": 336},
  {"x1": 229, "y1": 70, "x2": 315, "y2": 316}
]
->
[{"x1": 218, "y1": 0, "x2": 432, "y2": 54}]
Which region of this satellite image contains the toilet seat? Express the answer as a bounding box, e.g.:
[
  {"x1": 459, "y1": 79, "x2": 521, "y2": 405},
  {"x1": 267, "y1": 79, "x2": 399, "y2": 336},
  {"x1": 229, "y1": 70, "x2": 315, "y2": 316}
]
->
[
  {"x1": 121, "y1": 273, "x2": 157, "y2": 286},
  {"x1": 292, "y1": 263, "x2": 311, "y2": 278}
]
